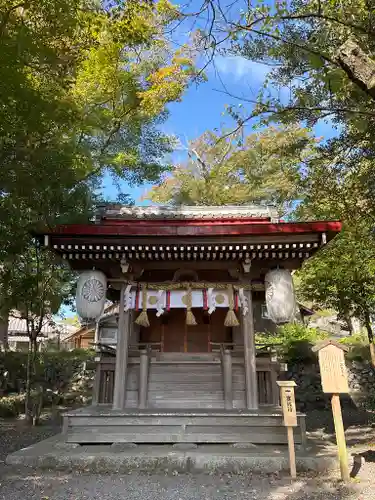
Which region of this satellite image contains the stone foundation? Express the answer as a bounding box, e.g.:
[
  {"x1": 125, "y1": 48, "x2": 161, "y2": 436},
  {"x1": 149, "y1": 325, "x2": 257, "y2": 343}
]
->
[{"x1": 285, "y1": 361, "x2": 375, "y2": 412}]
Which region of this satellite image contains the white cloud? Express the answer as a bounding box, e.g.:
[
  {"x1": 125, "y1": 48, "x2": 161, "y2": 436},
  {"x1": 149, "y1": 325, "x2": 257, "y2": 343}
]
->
[{"x1": 212, "y1": 55, "x2": 270, "y2": 83}]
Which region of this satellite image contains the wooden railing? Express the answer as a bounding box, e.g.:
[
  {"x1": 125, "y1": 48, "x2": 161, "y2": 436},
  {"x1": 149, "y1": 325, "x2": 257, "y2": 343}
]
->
[{"x1": 96, "y1": 348, "x2": 281, "y2": 407}]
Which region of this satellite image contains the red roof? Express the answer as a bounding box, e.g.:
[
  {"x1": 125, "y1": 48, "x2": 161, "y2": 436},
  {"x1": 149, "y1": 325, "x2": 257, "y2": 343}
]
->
[{"x1": 46, "y1": 219, "x2": 341, "y2": 238}]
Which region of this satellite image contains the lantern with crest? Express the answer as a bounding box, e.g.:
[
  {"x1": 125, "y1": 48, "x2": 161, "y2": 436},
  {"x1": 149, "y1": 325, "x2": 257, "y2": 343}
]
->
[
  {"x1": 76, "y1": 270, "x2": 107, "y2": 321},
  {"x1": 264, "y1": 268, "x2": 296, "y2": 324}
]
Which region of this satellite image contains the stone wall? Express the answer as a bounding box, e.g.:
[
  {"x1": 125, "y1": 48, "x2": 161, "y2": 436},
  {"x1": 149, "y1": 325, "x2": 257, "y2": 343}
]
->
[{"x1": 284, "y1": 361, "x2": 375, "y2": 412}]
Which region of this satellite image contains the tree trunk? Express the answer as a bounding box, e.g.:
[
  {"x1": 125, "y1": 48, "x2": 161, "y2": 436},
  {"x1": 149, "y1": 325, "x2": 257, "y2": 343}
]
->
[
  {"x1": 344, "y1": 313, "x2": 354, "y2": 335},
  {"x1": 0, "y1": 311, "x2": 9, "y2": 351},
  {"x1": 25, "y1": 334, "x2": 39, "y2": 423},
  {"x1": 336, "y1": 39, "x2": 375, "y2": 101},
  {"x1": 25, "y1": 340, "x2": 33, "y2": 423},
  {"x1": 364, "y1": 310, "x2": 375, "y2": 367}
]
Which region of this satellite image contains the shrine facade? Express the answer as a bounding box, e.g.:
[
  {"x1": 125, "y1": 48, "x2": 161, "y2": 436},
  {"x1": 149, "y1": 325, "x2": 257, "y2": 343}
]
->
[{"x1": 39, "y1": 205, "x2": 341, "y2": 446}]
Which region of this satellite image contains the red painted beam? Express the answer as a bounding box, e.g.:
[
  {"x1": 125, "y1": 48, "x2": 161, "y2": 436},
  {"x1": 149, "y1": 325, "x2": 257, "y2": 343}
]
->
[{"x1": 44, "y1": 220, "x2": 342, "y2": 238}]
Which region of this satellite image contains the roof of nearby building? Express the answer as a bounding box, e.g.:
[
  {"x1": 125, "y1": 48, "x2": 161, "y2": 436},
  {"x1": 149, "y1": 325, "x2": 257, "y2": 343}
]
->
[{"x1": 8, "y1": 315, "x2": 77, "y2": 338}]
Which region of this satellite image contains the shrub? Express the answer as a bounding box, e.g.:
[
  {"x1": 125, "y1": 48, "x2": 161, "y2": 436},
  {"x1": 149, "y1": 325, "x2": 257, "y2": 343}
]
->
[
  {"x1": 0, "y1": 349, "x2": 95, "y2": 419},
  {"x1": 256, "y1": 323, "x2": 328, "y2": 364},
  {"x1": 0, "y1": 393, "x2": 26, "y2": 418},
  {"x1": 338, "y1": 332, "x2": 372, "y2": 362}
]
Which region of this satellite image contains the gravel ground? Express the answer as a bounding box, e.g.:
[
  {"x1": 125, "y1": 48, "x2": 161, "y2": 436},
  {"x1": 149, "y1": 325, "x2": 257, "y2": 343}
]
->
[
  {"x1": 0, "y1": 416, "x2": 61, "y2": 463},
  {"x1": 0, "y1": 412, "x2": 374, "y2": 500},
  {"x1": 0, "y1": 469, "x2": 370, "y2": 500}
]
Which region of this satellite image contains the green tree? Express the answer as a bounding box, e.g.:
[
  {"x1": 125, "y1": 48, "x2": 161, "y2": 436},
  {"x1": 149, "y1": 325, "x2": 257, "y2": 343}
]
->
[
  {"x1": 297, "y1": 224, "x2": 375, "y2": 366},
  {"x1": 0, "y1": 0, "x2": 199, "y2": 356},
  {"x1": 148, "y1": 125, "x2": 316, "y2": 214},
  {"x1": 0, "y1": 241, "x2": 75, "y2": 422},
  {"x1": 0, "y1": 0, "x2": 199, "y2": 256},
  {"x1": 181, "y1": 1, "x2": 375, "y2": 218}
]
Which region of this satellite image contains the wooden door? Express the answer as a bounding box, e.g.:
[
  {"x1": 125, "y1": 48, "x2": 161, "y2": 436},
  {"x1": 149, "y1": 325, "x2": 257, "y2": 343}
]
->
[
  {"x1": 210, "y1": 309, "x2": 233, "y2": 344},
  {"x1": 162, "y1": 309, "x2": 185, "y2": 352},
  {"x1": 140, "y1": 308, "x2": 232, "y2": 353},
  {"x1": 186, "y1": 309, "x2": 210, "y2": 352}
]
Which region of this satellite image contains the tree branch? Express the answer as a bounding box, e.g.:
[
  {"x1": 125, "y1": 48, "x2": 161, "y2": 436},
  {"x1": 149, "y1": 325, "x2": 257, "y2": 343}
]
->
[{"x1": 232, "y1": 23, "x2": 336, "y2": 65}]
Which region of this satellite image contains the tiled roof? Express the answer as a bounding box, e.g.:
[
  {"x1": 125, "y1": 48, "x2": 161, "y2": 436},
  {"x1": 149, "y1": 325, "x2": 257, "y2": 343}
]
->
[
  {"x1": 8, "y1": 315, "x2": 77, "y2": 338},
  {"x1": 96, "y1": 204, "x2": 280, "y2": 221}
]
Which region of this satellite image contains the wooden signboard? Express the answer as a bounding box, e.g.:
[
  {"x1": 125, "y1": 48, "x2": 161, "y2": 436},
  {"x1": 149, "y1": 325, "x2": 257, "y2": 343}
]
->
[
  {"x1": 312, "y1": 340, "x2": 350, "y2": 483},
  {"x1": 277, "y1": 381, "x2": 297, "y2": 478},
  {"x1": 314, "y1": 342, "x2": 349, "y2": 394},
  {"x1": 278, "y1": 381, "x2": 298, "y2": 427}
]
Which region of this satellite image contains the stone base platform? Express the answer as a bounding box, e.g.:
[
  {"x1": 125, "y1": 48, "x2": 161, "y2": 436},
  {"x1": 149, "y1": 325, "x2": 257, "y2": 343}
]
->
[
  {"x1": 62, "y1": 407, "x2": 307, "y2": 445},
  {"x1": 6, "y1": 434, "x2": 338, "y2": 474}
]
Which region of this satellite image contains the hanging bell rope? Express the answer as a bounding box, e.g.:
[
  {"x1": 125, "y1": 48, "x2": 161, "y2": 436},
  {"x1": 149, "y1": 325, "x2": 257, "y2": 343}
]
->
[
  {"x1": 185, "y1": 285, "x2": 197, "y2": 326},
  {"x1": 224, "y1": 284, "x2": 239, "y2": 327},
  {"x1": 135, "y1": 284, "x2": 150, "y2": 327}
]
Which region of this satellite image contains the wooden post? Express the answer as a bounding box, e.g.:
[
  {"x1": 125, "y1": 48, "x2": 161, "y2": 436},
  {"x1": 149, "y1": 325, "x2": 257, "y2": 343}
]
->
[
  {"x1": 138, "y1": 349, "x2": 149, "y2": 409},
  {"x1": 91, "y1": 320, "x2": 101, "y2": 406},
  {"x1": 113, "y1": 284, "x2": 130, "y2": 410},
  {"x1": 277, "y1": 381, "x2": 298, "y2": 479},
  {"x1": 331, "y1": 393, "x2": 350, "y2": 482},
  {"x1": 184, "y1": 322, "x2": 188, "y2": 353},
  {"x1": 287, "y1": 427, "x2": 296, "y2": 479},
  {"x1": 223, "y1": 349, "x2": 233, "y2": 409},
  {"x1": 243, "y1": 289, "x2": 258, "y2": 409},
  {"x1": 270, "y1": 369, "x2": 279, "y2": 406},
  {"x1": 91, "y1": 361, "x2": 101, "y2": 406},
  {"x1": 312, "y1": 340, "x2": 350, "y2": 483}
]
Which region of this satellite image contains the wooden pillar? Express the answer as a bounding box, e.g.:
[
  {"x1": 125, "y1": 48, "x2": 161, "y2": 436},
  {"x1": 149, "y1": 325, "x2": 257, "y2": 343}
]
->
[
  {"x1": 138, "y1": 349, "x2": 149, "y2": 409},
  {"x1": 243, "y1": 289, "x2": 258, "y2": 409},
  {"x1": 91, "y1": 362, "x2": 101, "y2": 406},
  {"x1": 91, "y1": 319, "x2": 101, "y2": 406},
  {"x1": 112, "y1": 284, "x2": 130, "y2": 410},
  {"x1": 223, "y1": 349, "x2": 233, "y2": 409},
  {"x1": 270, "y1": 369, "x2": 280, "y2": 406}
]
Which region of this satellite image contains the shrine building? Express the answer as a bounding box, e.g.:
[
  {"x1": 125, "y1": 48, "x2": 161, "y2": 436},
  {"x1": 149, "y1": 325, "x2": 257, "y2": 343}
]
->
[{"x1": 39, "y1": 204, "x2": 341, "y2": 446}]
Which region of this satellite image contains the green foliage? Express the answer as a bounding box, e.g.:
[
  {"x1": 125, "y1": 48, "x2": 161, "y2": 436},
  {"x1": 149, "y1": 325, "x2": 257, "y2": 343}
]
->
[
  {"x1": 0, "y1": 0, "x2": 199, "y2": 346},
  {"x1": 256, "y1": 323, "x2": 372, "y2": 365},
  {"x1": 147, "y1": 125, "x2": 316, "y2": 214},
  {"x1": 0, "y1": 349, "x2": 95, "y2": 418},
  {"x1": 339, "y1": 332, "x2": 369, "y2": 347},
  {"x1": 0, "y1": 242, "x2": 76, "y2": 341},
  {"x1": 339, "y1": 333, "x2": 373, "y2": 363},
  {"x1": 297, "y1": 223, "x2": 375, "y2": 335},
  {"x1": 0, "y1": 0, "x2": 198, "y2": 253},
  {"x1": 0, "y1": 394, "x2": 26, "y2": 418},
  {"x1": 187, "y1": 0, "x2": 375, "y2": 224},
  {"x1": 256, "y1": 323, "x2": 328, "y2": 364}
]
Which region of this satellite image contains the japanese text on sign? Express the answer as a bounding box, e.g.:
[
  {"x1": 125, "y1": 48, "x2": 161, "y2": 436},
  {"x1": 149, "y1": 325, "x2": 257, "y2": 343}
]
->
[
  {"x1": 280, "y1": 386, "x2": 297, "y2": 427},
  {"x1": 318, "y1": 345, "x2": 349, "y2": 394}
]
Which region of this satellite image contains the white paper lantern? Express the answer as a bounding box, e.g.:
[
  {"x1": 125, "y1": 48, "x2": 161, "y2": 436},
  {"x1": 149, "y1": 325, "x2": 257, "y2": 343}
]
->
[
  {"x1": 76, "y1": 270, "x2": 107, "y2": 320},
  {"x1": 264, "y1": 268, "x2": 296, "y2": 324}
]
